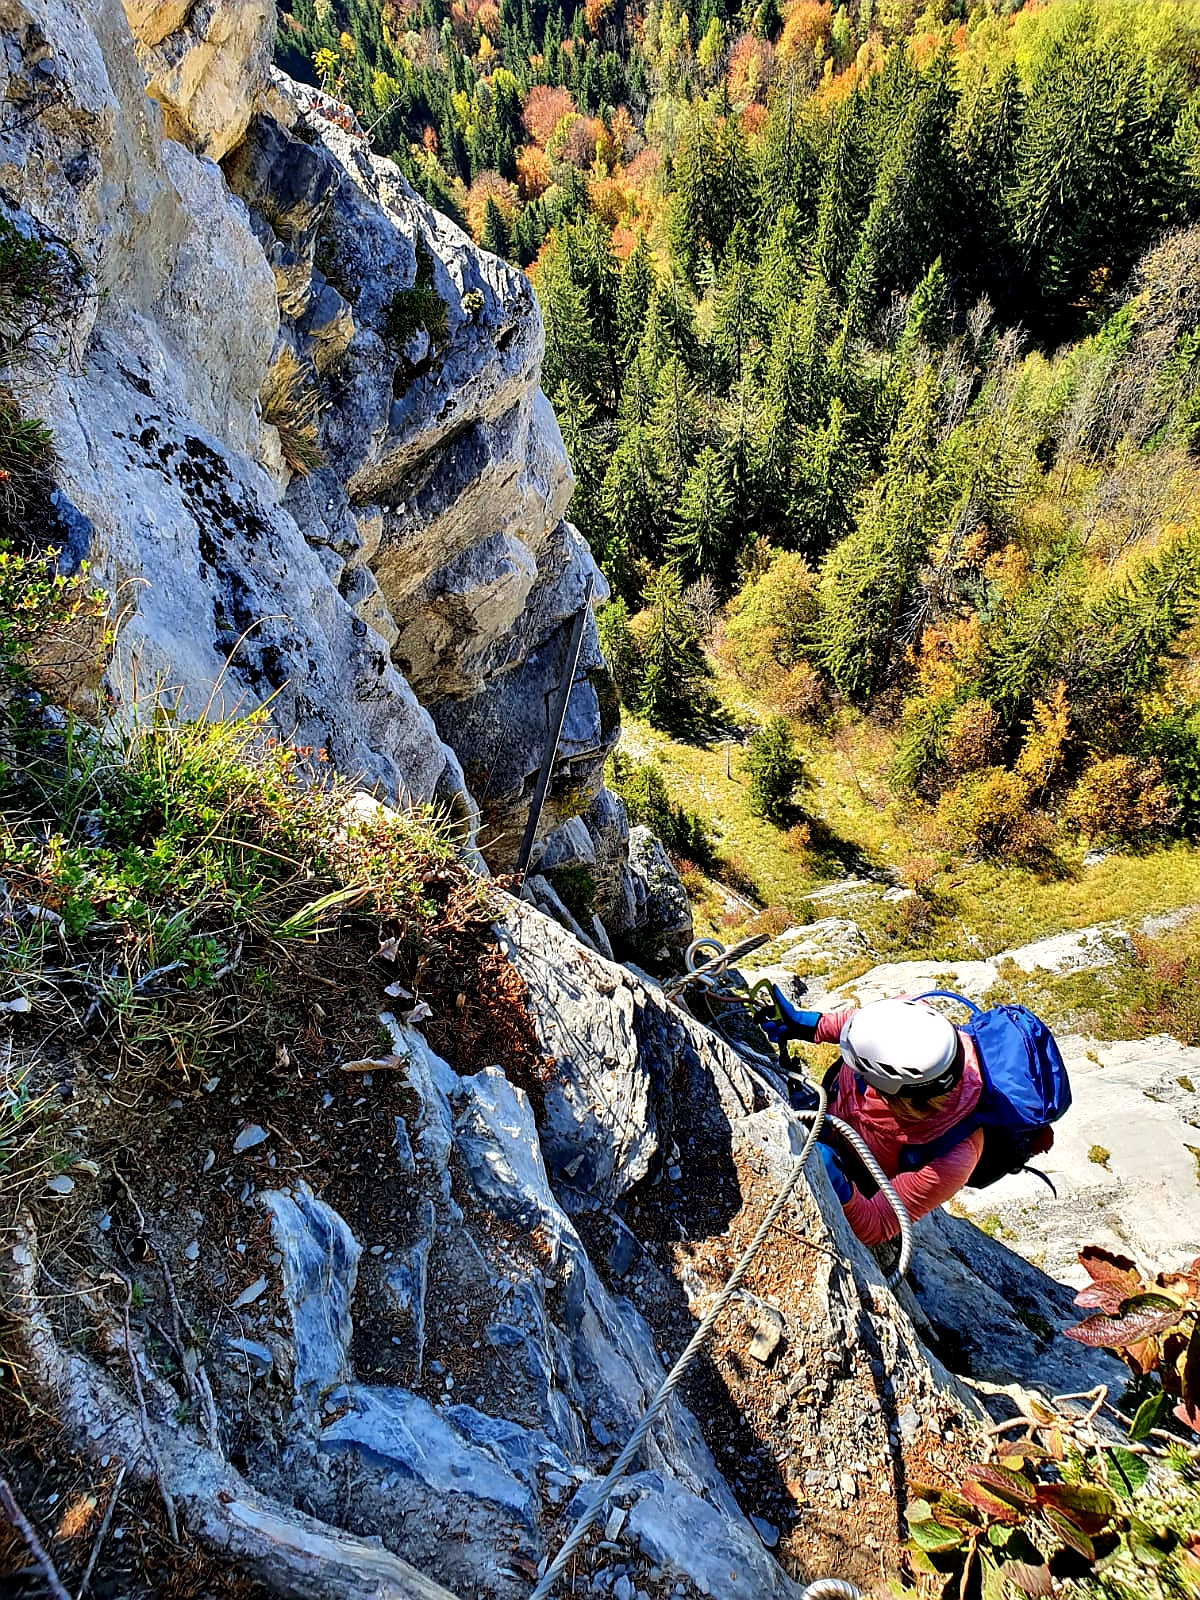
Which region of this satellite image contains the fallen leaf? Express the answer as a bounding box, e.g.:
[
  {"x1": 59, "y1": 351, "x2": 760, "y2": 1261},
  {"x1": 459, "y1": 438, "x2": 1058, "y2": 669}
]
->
[
  {"x1": 402, "y1": 1001, "x2": 433, "y2": 1025},
  {"x1": 377, "y1": 937, "x2": 401, "y2": 962},
  {"x1": 383, "y1": 982, "x2": 413, "y2": 999},
  {"x1": 339, "y1": 1054, "x2": 410, "y2": 1073}
]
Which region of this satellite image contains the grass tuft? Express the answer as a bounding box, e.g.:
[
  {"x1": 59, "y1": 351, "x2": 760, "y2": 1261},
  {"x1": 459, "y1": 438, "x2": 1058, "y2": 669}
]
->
[
  {"x1": 0, "y1": 695, "x2": 463, "y2": 1232},
  {"x1": 259, "y1": 346, "x2": 324, "y2": 474}
]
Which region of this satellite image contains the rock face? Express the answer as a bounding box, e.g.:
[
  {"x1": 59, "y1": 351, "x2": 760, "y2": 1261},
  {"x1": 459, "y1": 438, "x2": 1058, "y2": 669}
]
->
[
  {"x1": 2, "y1": 0, "x2": 669, "y2": 941},
  {"x1": 6, "y1": 881, "x2": 1132, "y2": 1598},
  {"x1": 125, "y1": 0, "x2": 275, "y2": 160}
]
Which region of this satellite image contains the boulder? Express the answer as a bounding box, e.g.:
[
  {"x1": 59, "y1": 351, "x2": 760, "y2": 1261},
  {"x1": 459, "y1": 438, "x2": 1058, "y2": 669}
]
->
[
  {"x1": 626, "y1": 825, "x2": 694, "y2": 964},
  {"x1": 122, "y1": 0, "x2": 275, "y2": 161}
]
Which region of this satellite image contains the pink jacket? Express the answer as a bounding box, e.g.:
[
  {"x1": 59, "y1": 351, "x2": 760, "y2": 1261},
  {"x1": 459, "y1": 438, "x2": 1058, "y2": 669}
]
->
[{"x1": 814, "y1": 1005, "x2": 984, "y2": 1245}]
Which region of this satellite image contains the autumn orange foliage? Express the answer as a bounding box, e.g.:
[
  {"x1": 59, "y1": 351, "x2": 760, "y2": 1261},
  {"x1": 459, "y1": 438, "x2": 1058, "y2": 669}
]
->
[
  {"x1": 727, "y1": 33, "x2": 774, "y2": 103},
  {"x1": 465, "y1": 170, "x2": 519, "y2": 239},
  {"x1": 740, "y1": 101, "x2": 769, "y2": 140},
  {"x1": 522, "y1": 84, "x2": 577, "y2": 146},
  {"x1": 515, "y1": 143, "x2": 551, "y2": 198},
  {"x1": 776, "y1": 0, "x2": 832, "y2": 61}
]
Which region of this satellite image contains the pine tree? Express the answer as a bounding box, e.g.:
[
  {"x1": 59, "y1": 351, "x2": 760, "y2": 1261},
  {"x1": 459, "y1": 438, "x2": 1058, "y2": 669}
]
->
[
  {"x1": 745, "y1": 715, "x2": 805, "y2": 823},
  {"x1": 650, "y1": 354, "x2": 703, "y2": 512},
  {"x1": 554, "y1": 378, "x2": 606, "y2": 548},
  {"x1": 480, "y1": 196, "x2": 510, "y2": 257},
  {"x1": 601, "y1": 423, "x2": 662, "y2": 575},
  {"x1": 637, "y1": 566, "x2": 713, "y2": 730},
  {"x1": 819, "y1": 470, "x2": 936, "y2": 702},
  {"x1": 1007, "y1": 17, "x2": 1188, "y2": 338},
  {"x1": 711, "y1": 257, "x2": 762, "y2": 389},
  {"x1": 670, "y1": 444, "x2": 738, "y2": 584},
  {"x1": 617, "y1": 236, "x2": 657, "y2": 367},
  {"x1": 537, "y1": 236, "x2": 604, "y2": 398}
]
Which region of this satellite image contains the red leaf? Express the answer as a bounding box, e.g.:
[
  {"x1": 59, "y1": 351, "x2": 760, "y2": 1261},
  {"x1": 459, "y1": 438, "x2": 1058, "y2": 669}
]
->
[
  {"x1": 1180, "y1": 1320, "x2": 1200, "y2": 1419},
  {"x1": 1173, "y1": 1397, "x2": 1200, "y2": 1436},
  {"x1": 1074, "y1": 1247, "x2": 1141, "y2": 1313},
  {"x1": 1064, "y1": 1306, "x2": 1182, "y2": 1350},
  {"x1": 968, "y1": 1464, "x2": 1037, "y2": 1510},
  {"x1": 959, "y1": 1481, "x2": 1022, "y2": 1524},
  {"x1": 1005, "y1": 1558, "x2": 1055, "y2": 1596}
]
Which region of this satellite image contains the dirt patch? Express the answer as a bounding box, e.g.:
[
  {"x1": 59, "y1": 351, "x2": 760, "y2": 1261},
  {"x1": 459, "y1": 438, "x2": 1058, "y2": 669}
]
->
[{"x1": 418, "y1": 879, "x2": 556, "y2": 1114}]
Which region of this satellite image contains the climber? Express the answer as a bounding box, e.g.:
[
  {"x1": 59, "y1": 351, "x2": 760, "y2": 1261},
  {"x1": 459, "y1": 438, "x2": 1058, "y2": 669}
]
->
[{"x1": 755, "y1": 992, "x2": 992, "y2": 1247}]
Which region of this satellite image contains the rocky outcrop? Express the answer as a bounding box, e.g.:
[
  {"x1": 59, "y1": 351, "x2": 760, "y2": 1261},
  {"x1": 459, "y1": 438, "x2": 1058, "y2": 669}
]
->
[
  {"x1": 125, "y1": 0, "x2": 275, "y2": 160},
  {"x1": 11, "y1": 889, "x2": 1111, "y2": 1599},
  {"x1": 2, "y1": 0, "x2": 661, "y2": 937}
]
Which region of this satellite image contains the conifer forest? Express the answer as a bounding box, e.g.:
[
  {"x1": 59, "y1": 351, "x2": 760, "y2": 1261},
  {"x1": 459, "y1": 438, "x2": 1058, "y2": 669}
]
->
[{"x1": 279, "y1": 0, "x2": 1200, "y2": 869}]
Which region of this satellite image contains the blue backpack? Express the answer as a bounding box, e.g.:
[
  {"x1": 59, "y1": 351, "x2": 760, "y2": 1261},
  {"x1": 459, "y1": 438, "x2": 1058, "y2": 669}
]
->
[{"x1": 899, "y1": 992, "x2": 1072, "y2": 1189}]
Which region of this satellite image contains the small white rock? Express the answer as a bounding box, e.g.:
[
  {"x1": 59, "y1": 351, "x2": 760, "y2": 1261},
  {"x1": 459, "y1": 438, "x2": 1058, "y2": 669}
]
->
[{"x1": 232, "y1": 1276, "x2": 268, "y2": 1308}]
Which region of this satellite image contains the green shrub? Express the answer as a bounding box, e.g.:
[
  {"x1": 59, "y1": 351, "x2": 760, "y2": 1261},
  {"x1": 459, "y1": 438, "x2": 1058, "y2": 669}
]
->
[
  {"x1": 723, "y1": 551, "x2": 819, "y2": 680},
  {"x1": 606, "y1": 749, "x2": 715, "y2": 869},
  {"x1": 384, "y1": 236, "x2": 449, "y2": 355},
  {"x1": 1143, "y1": 708, "x2": 1200, "y2": 831},
  {"x1": 547, "y1": 862, "x2": 596, "y2": 920},
  {"x1": 0, "y1": 214, "x2": 84, "y2": 369},
  {"x1": 744, "y1": 716, "x2": 806, "y2": 825},
  {"x1": 596, "y1": 598, "x2": 644, "y2": 706},
  {"x1": 892, "y1": 694, "x2": 956, "y2": 792}
]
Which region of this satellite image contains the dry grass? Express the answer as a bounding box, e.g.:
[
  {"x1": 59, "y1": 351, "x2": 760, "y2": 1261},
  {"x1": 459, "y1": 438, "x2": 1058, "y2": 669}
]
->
[{"x1": 259, "y1": 346, "x2": 324, "y2": 474}]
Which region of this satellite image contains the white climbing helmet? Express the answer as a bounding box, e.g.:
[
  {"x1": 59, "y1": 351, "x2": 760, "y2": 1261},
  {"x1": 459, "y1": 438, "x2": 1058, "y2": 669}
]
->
[{"x1": 840, "y1": 998, "x2": 959, "y2": 1097}]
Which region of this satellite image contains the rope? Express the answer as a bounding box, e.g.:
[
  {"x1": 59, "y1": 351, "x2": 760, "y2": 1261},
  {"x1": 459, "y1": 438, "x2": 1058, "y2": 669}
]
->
[
  {"x1": 814, "y1": 1114, "x2": 913, "y2": 1285},
  {"x1": 527, "y1": 941, "x2": 909, "y2": 1597},
  {"x1": 527, "y1": 1085, "x2": 828, "y2": 1600}
]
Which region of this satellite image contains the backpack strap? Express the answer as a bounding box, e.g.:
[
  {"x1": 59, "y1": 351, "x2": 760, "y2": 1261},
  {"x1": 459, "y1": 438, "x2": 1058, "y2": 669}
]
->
[
  {"x1": 899, "y1": 1112, "x2": 985, "y2": 1170},
  {"x1": 920, "y1": 989, "x2": 983, "y2": 1015}
]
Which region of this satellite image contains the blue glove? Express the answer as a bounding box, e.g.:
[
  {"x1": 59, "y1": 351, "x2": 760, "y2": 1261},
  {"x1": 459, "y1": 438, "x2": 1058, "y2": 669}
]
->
[
  {"x1": 758, "y1": 986, "x2": 823, "y2": 1044},
  {"x1": 817, "y1": 1141, "x2": 852, "y2": 1204}
]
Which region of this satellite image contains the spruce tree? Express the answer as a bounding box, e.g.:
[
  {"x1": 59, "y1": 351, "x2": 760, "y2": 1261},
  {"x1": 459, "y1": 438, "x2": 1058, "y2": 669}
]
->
[
  {"x1": 638, "y1": 566, "x2": 713, "y2": 731},
  {"x1": 617, "y1": 236, "x2": 657, "y2": 367},
  {"x1": 745, "y1": 716, "x2": 805, "y2": 824},
  {"x1": 670, "y1": 444, "x2": 738, "y2": 584},
  {"x1": 650, "y1": 353, "x2": 703, "y2": 513},
  {"x1": 480, "y1": 196, "x2": 510, "y2": 257}
]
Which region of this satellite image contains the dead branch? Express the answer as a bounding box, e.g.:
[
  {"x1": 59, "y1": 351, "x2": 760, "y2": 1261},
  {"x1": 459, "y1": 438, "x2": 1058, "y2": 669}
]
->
[
  {"x1": 77, "y1": 1461, "x2": 126, "y2": 1598},
  {"x1": 106, "y1": 1269, "x2": 179, "y2": 1543}
]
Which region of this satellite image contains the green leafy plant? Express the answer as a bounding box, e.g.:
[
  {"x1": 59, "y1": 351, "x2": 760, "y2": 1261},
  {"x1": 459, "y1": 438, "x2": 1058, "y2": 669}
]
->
[
  {"x1": 384, "y1": 236, "x2": 449, "y2": 357},
  {"x1": 906, "y1": 1246, "x2": 1200, "y2": 1598}
]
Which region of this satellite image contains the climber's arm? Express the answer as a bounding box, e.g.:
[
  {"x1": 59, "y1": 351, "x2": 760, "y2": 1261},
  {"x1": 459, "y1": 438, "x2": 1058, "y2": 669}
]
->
[
  {"x1": 837, "y1": 1129, "x2": 984, "y2": 1246},
  {"x1": 757, "y1": 988, "x2": 855, "y2": 1046}
]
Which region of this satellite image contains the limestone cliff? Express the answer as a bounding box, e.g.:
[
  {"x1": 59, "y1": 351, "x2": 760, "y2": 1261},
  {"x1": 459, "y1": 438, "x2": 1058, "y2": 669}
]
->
[{"x1": 0, "y1": 0, "x2": 677, "y2": 955}]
